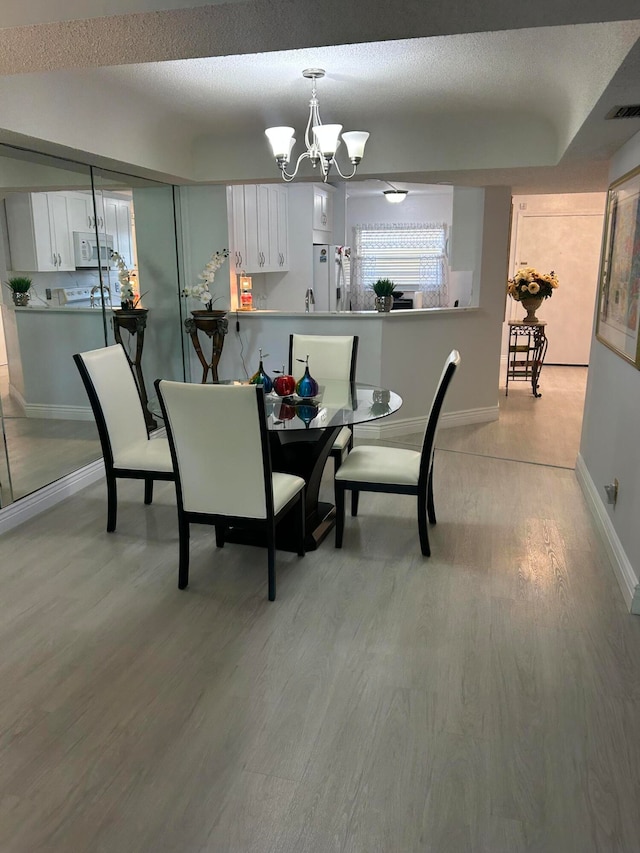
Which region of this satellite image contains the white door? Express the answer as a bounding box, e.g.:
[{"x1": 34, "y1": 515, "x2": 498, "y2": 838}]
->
[{"x1": 511, "y1": 212, "x2": 603, "y2": 364}]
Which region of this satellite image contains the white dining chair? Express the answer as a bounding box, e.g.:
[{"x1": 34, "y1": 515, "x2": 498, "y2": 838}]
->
[
  {"x1": 74, "y1": 344, "x2": 174, "y2": 532},
  {"x1": 334, "y1": 350, "x2": 460, "y2": 556},
  {"x1": 289, "y1": 333, "x2": 359, "y2": 470},
  {"x1": 155, "y1": 380, "x2": 306, "y2": 601}
]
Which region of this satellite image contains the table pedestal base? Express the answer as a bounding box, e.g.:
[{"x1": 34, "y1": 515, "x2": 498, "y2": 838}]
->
[
  {"x1": 224, "y1": 501, "x2": 335, "y2": 553},
  {"x1": 225, "y1": 425, "x2": 341, "y2": 552}
]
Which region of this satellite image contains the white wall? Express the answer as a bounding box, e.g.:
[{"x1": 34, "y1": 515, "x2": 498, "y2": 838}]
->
[
  {"x1": 579, "y1": 130, "x2": 640, "y2": 611},
  {"x1": 346, "y1": 188, "x2": 453, "y2": 233}
]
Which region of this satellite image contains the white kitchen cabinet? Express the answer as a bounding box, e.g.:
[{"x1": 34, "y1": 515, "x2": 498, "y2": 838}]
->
[
  {"x1": 271, "y1": 185, "x2": 289, "y2": 270},
  {"x1": 228, "y1": 184, "x2": 289, "y2": 273},
  {"x1": 66, "y1": 191, "x2": 98, "y2": 233},
  {"x1": 313, "y1": 185, "x2": 333, "y2": 233},
  {"x1": 5, "y1": 192, "x2": 75, "y2": 272},
  {"x1": 229, "y1": 185, "x2": 248, "y2": 272},
  {"x1": 101, "y1": 197, "x2": 133, "y2": 268}
]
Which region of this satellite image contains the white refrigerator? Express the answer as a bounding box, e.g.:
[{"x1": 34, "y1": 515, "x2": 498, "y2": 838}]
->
[{"x1": 312, "y1": 245, "x2": 350, "y2": 312}]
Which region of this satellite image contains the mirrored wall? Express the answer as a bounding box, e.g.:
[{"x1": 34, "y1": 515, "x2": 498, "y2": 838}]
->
[{"x1": 0, "y1": 146, "x2": 183, "y2": 507}]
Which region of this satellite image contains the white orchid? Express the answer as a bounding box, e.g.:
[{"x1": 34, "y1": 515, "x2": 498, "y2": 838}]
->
[
  {"x1": 111, "y1": 251, "x2": 145, "y2": 308},
  {"x1": 182, "y1": 249, "x2": 229, "y2": 310}
]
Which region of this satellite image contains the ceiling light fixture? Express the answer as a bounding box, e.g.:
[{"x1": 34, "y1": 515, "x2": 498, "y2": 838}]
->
[
  {"x1": 265, "y1": 69, "x2": 369, "y2": 183},
  {"x1": 383, "y1": 182, "x2": 408, "y2": 203}
]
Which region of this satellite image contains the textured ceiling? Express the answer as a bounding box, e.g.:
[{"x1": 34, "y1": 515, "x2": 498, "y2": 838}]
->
[{"x1": 0, "y1": 0, "x2": 638, "y2": 192}]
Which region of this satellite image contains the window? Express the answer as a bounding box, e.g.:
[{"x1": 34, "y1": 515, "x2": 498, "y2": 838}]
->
[{"x1": 351, "y1": 222, "x2": 449, "y2": 308}]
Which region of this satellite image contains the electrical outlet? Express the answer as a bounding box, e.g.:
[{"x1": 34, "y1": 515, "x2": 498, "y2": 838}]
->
[{"x1": 604, "y1": 478, "x2": 619, "y2": 507}]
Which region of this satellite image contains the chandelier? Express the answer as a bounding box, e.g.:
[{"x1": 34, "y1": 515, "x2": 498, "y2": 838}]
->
[{"x1": 265, "y1": 69, "x2": 369, "y2": 183}]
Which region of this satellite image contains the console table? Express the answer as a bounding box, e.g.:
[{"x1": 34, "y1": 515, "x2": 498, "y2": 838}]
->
[{"x1": 506, "y1": 320, "x2": 548, "y2": 398}]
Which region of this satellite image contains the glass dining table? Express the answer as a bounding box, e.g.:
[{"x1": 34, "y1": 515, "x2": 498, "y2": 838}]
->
[
  {"x1": 152, "y1": 380, "x2": 402, "y2": 551},
  {"x1": 257, "y1": 380, "x2": 402, "y2": 550}
]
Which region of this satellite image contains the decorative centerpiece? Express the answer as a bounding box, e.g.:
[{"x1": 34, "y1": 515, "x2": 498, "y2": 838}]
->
[
  {"x1": 182, "y1": 249, "x2": 230, "y2": 383},
  {"x1": 4, "y1": 276, "x2": 32, "y2": 307},
  {"x1": 295, "y1": 356, "x2": 319, "y2": 399},
  {"x1": 249, "y1": 348, "x2": 273, "y2": 392},
  {"x1": 371, "y1": 278, "x2": 396, "y2": 313},
  {"x1": 273, "y1": 365, "x2": 296, "y2": 398},
  {"x1": 507, "y1": 267, "x2": 559, "y2": 322}
]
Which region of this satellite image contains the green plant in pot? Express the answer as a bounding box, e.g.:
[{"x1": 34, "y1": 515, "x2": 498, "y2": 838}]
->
[
  {"x1": 371, "y1": 278, "x2": 396, "y2": 312},
  {"x1": 5, "y1": 276, "x2": 32, "y2": 307}
]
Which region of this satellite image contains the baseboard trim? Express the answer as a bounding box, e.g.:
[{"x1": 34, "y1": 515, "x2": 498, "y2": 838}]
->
[
  {"x1": 0, "y1": 460, "x2": 105, "y2": 535},
  {"x1": 23, "y1": 403, "x2": 94, "y2": 420},
  {"x1": 575, "y1": 453, "x2": 640, "y2": 614},
  {"x1": 354, "y1": 405, "x2": 499, "y2": 439}
]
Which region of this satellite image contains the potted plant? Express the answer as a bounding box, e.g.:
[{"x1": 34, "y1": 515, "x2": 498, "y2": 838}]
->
[
  {"x1": 371, "y1": 278, "x2": 396, "y2": 312},
  {"x1": 112, "y1": 252, "x2": 146, "y2": 311},
  {"x1": 5, "y1": 276, "x2": 32, "y2": 307},
  {"x1": 182, "y1": 249, "x2": 230, "y2": 382}
]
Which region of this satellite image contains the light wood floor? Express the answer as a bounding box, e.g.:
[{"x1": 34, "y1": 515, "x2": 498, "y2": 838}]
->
[
  {"x1": 1, "y1": 367, "x2": 640, "y2": 851},
  {"x1": 0, "y1": 366, "x2": 101, "y2": 502}
]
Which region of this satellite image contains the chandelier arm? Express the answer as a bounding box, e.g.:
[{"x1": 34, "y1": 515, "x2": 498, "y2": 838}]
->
[
  {"x1": 281, "y1": 150, "x2": 313, "y2": 182},
  {"x1": 331, "y1": 158, "x2": 358, "y2": 180}
]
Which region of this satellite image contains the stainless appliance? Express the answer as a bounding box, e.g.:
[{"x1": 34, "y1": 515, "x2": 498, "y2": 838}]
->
[
  {"x1": 312, "y1": 245, "x2": 350, "y2": 312},
  {"x1": 73, "y1": 231, "x2": 115, "y2": 268}
]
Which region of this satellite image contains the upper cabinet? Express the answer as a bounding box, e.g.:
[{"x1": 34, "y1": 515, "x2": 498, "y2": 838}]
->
[
  {"x1": 313, "y1": 185, "x2": 333, "y2": 234},
  {"x1": 228, "y1": 184, "x2": 289, "y2": 274},
  {"x1": 5, "y1": 192, "x2": 75, "y2": 272},
  {"x1": 66, "y1": 192, "x2": 97, "y2": 233},
  {"x1": 100, "y1": 197, "x2": 134, "y2": 268},
  {"x1": 4, "y1": 190, "x2": 134, "y2": 273}
]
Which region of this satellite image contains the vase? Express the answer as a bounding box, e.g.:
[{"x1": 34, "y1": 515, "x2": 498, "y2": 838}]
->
[
  {"x1": 295, "y1": 362, "x2": 319, "y2": 399},
  {"x1": 374, "y1": 296, "x2": 393, "y2": 313},
  {"x1": 249, "y1": 350, "x2": 273, "y2": 393},
  {"x1": 520, "y1": 296, "x2": 544, "y2": 322},
  {"x1": 12, "y1": 291, "x2": 30, "y2": 307}
]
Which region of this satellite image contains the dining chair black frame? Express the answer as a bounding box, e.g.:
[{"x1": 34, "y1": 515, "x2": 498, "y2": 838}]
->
[
  {"x1": 155, "y1": 379, "x2": 306, "y2": 601},
  {"x1": 74, "y1": 344, "x2": 174, "y2": 533},
  {"x1": 334, "y1": 350, "x2": 460, "y2": 556}
]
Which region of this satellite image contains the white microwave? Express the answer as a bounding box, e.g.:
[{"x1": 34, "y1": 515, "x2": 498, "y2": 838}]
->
[{"x1": 73, "y1": 231, "x2": 115, "y2": 268}]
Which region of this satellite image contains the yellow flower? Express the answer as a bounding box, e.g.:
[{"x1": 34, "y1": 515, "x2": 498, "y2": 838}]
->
[{"x1": 528, "y1": 282, "x2": 540, "y2": 294}]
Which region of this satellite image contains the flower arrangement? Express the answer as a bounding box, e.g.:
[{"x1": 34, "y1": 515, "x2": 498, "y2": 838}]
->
[
  {"x1": 507, "y1": 267, "x2": 559, "y2": 301},
  {"x1": 112, "y1": 251, "x2": 145, "y2": 309},
  {"x1": 182, "y1": 249, "x2": 230, "y2": 311}
]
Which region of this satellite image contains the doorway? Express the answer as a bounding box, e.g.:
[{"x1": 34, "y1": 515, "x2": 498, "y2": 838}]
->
[{"x1": 507, "y1": 195, "x2": 606, "y2": 364}]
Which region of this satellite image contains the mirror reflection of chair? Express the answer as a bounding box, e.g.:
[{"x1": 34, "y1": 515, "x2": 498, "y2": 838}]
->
[
  {"x1": 334, "y1": 350, "x2": 460, "y2": 556},
  {"x1": 289, "y1": 334, "x2": 359, "y2": 470},
  {"x1": 155, "y1": 380, "x2": 305, "y2": 601},
  {"x1": 73, "y1": 344, "x2": 174, "y2": 532}
]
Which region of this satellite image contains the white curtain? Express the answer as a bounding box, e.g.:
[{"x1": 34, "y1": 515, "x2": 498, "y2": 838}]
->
[{"x1": 351, "y1": 222, "x2": 449, "y2": 310}]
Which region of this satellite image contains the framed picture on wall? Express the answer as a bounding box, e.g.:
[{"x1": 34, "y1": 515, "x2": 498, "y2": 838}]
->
[{"x1": 596, "y1": 164, "x2": 640, "y2": 368}]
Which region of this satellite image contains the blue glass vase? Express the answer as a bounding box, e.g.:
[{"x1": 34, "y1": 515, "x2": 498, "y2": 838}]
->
[
  {"x1": 295, "y1": 356, "x2": 319, "y2": 399},
  {"x1": 249, "y1": 348, "x2": 273, "y2": 393}
]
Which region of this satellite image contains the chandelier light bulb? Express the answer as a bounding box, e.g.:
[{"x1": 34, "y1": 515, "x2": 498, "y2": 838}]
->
[{"x1": 265, "y1": 126, "x2": 295, "y2": 160}]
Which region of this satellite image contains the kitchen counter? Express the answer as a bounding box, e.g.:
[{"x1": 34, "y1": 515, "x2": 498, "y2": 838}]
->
[{"x1": 231, "y1": 306, "x2": 477, "y2": 319}]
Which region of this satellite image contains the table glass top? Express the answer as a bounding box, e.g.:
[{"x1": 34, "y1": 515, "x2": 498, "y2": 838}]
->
[
  {"x1": 261, "y1": 381, "x2": 402, "y2": 432},
  {"x1": 151, "y1": 381, "x2": 402, "y2": 433}
]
